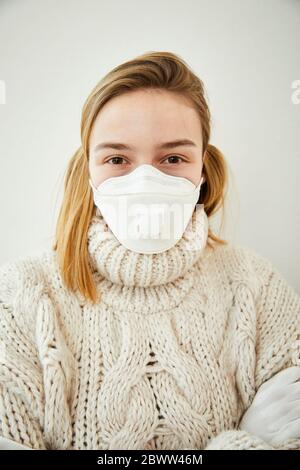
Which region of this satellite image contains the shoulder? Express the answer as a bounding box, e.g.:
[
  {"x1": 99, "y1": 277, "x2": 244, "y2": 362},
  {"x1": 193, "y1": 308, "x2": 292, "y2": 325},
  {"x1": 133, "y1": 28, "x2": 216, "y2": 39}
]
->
[
  {"x1": 203, "y1": 242, "x2": 274, "y2": 275},
  {"x1": 201, "y1": 242, "x2": 279, "y2": 296},
  {"x1": 0, "y1": 248, "x2": 58, "y2": 310}
]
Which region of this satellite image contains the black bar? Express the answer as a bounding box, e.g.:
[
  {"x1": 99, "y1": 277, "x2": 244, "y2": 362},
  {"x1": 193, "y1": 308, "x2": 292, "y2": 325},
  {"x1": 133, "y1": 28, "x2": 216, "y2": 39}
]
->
[{"x1": 0, "y1": 449, "x2": 299, "y2": 466}]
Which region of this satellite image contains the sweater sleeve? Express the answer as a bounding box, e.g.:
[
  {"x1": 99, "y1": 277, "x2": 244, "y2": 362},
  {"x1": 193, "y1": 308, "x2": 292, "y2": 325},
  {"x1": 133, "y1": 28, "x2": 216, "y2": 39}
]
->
[
  {"x1": 0, "y1": 436, "x2": 33, "y2": 450},
  {"x1": 0, "y1": 260, "x2": 47, "y2": 450},
  {"x1": 204, "y1": 249, "x2": 300, "y2": 450}
]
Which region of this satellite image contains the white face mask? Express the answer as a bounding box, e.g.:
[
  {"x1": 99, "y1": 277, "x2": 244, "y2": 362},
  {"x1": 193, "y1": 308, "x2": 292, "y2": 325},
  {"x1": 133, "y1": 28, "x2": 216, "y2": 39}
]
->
[{"x1": 89, "y1": 164, "x2": 204, "y2": 254}]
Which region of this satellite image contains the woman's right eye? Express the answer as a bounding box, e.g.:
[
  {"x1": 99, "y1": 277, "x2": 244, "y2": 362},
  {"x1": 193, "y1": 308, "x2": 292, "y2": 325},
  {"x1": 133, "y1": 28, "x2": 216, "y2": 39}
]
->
[{"x1": 105, "y1": 156, "x2": 127, "y2": 165}]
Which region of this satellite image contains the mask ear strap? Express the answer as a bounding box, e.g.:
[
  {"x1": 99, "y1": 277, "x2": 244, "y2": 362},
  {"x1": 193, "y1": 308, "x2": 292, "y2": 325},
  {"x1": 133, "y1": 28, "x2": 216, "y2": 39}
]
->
[
  {"x1": 196, "y1": 176, "x2": 204, "y2": 190},
  {"x1": 89, "y1": 178, "x2": 97, "y2": 191}
]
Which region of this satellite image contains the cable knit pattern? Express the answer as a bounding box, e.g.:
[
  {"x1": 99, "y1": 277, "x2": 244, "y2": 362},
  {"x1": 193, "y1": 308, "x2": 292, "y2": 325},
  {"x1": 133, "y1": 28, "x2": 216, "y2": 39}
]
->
[
  {"x1": 0, "y1": 204, "x2": 299, "y2": 450},
  {"x1": 87, "y1": 204, "x2": 209, "y2": 287}
]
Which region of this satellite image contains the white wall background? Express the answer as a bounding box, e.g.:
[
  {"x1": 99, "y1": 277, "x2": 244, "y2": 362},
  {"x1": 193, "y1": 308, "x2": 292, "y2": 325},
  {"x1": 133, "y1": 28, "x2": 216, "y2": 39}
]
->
[{"x1": 0, "y1": 0, "x2": 299, "y2": 292}]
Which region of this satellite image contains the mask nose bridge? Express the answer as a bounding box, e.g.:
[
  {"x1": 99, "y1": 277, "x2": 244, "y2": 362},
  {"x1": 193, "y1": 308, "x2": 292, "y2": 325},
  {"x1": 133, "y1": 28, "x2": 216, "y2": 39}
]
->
[
  {"x1": 89, "y1": 164, "x2": 204, "y2": 192},
  {"x1": 129, "y1": 163, "x2": 162, "y2": 176}
]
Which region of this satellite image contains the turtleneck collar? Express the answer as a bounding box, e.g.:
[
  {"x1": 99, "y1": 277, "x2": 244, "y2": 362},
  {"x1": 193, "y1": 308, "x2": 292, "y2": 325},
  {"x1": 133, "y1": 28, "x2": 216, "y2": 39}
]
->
[{"x1": 87, "y1": 203, "x2": 209, "y2": 288}]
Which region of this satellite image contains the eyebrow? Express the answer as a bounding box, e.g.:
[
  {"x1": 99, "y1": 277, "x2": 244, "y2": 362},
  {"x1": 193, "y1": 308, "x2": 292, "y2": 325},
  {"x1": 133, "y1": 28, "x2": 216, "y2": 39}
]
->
[{"x1": 93, "y1": 139, "x2": 197, "y2": 153}]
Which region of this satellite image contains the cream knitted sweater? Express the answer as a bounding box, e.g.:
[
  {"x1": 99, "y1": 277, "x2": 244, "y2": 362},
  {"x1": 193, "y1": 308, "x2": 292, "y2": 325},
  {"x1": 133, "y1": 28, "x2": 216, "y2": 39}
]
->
[{"x1": 0, "y1": 205, "x2": 300, "y2": 451}]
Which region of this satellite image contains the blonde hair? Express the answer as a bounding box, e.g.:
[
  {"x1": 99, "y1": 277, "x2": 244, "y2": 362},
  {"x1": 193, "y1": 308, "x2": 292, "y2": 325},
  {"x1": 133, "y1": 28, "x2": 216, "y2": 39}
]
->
[{"x1": 53, "y1": 51, "x2": 229, "y2": 304}]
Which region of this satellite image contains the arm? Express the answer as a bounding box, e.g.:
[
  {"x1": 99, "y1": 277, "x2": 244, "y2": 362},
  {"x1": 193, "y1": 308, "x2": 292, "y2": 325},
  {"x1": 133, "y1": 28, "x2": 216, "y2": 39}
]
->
[
  {"x1": 204, "y1": 429, "x2": 274, "y2": 450},
  {"x1": 0, "y1": 261, "x2": 47, "y2": 450},
  {"x1": 0, "y1": 436, "x2": 33, "y2": 450},
  {"x1": 205, "y1": 249, "x2": 300, "y2": 450}
]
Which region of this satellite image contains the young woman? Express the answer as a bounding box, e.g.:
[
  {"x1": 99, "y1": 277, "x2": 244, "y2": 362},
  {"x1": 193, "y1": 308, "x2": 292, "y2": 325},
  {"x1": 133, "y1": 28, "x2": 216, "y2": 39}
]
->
[{"x1": 0, "y1": 51, "x2": 299, "y2": 451}]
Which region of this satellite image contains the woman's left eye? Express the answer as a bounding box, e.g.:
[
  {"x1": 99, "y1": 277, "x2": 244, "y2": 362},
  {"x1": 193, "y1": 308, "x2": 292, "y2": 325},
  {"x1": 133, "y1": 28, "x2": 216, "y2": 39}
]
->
[{"x1": 163, "y1": 155, "x2": 184, "y2": 164}]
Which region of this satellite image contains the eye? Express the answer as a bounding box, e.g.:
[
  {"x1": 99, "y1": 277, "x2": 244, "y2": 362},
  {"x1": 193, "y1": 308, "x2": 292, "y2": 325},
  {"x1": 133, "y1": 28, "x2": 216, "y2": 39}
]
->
[
  {"x1": 162, "y1": 155, "x2": 185, "y2": 164},
  {"x1": 105, "y1": 156, "x2": 127, "y2": 165}
]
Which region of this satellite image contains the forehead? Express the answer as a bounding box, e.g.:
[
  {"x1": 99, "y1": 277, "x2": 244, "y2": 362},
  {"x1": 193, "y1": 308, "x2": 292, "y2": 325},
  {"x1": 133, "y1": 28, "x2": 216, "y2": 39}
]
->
[{"x1": 90, "y1": 89, "x2": 202, "y2": 142}]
